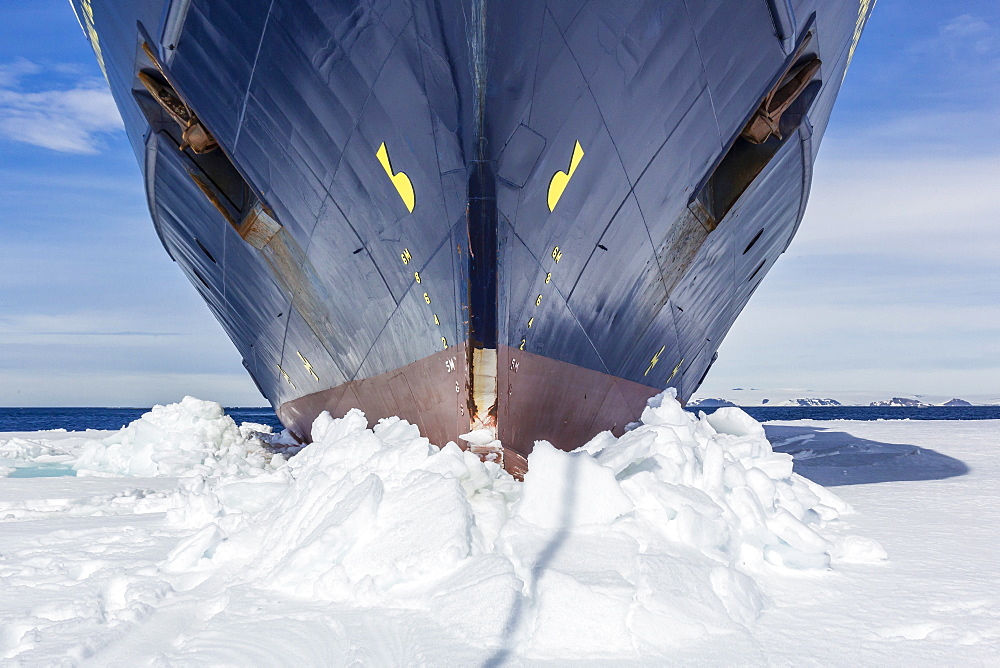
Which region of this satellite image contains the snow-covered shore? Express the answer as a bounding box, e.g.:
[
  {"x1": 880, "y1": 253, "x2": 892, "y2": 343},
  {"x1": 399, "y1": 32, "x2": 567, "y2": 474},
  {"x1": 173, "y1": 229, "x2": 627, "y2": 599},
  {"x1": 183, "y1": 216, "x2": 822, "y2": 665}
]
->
[{"x1": 0, "y1": 397, "x2": 996, "y2": 664}]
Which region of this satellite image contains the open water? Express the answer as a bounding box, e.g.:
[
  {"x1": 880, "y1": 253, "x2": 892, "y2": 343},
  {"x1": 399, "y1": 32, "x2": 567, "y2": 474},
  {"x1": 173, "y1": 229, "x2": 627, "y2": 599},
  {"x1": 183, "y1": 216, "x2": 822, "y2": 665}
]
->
[
  {"x1": 0, "y1": 405, "x2": 998, "y2": 434},
  {"x1": 0, "y1": 407, "x2": 283, "y2": 433}
]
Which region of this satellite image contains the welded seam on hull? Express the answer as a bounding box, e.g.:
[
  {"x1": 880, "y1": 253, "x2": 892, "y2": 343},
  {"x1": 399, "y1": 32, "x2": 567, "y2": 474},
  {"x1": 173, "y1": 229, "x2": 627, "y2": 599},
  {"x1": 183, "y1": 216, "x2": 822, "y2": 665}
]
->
[
  {"x1": 318, "y1": 14, "x2": 415, "y2": 193},
  {"x1": 506, "y1": 199, "x2": 680, "y2": 389},
  {"x1": 160, "y1": 0, "x2": 194, "y2": 63},
  {"x1": 544, "y1": 5, "x2": 632, "y2": 192},
  {"x1": 783, "y1": 121, "x2": 814, "y2": 252},
  {"x1": 298, "y1": 14, "x2": 455, "y2": 322},
  {"x1": 347, "y1": 228, "x2": 456, "y2": 382},
  {"x1": 142, "y1": 132, "x2": 175, "y2": 261},
  {"x1": 470, "y1": 0, "x2": 487, "y2": 159},
  {"x1": 540, "y1": 7, "x2": 719, "y2": 322},
  {"x1": 688, "y1": 14, "x2": 818, "y2": 203},
  {"x1": 506, "y1": 227, "x2": 617, "y2": 380},
  {"x1": 678, "y1": 0, "x2": 725, "y2": 140},
  {"x1": 548, "y1": 90, "x2": 712, "y2": 369},
  {"x1": 542, "y1": 5, "x2": 650, "y2": 303},
  {"x1": 503, "y1": 0, "x2": 547, "y2": 318},
  {"x1": 412, "y1": 9, "x2": 466, "y2": 235},
  {"x1": 466, "y1": 0, "x2": 500, "y2": 436},
  {"x1": 411, "y1": 6, "x2": 470, "y2": 405},
  {"x1": 233, "y1": 0, "x2": 275, "y2": 151}
]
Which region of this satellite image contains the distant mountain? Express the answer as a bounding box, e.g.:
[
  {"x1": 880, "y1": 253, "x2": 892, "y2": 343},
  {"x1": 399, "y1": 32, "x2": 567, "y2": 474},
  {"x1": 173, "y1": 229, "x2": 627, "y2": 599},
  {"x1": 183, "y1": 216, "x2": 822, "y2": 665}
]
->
[
  {"x1": 691, "y1": 388, "x2": 1000, "y2": 407},
  {"x1": 869, "y1": 397, "x2": 926, "y2": 407},
  {"x1": 687, "y1": 398, "x2": 737, "y2": 408},
  {"x1": 942, "y1": 398, "x2": 972, "y2": 407},
  {"x1": 780, "y1": 398, "x2": 842, "y2": 407}
]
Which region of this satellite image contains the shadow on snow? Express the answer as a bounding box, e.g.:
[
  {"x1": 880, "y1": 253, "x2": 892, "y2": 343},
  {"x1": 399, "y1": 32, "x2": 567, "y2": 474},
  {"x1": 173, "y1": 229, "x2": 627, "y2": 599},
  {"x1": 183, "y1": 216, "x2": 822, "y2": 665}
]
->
[
  {"x1": 482, "y1": 424, "x2": 968, "y2": 664},
  {"x1": 764, "y1": 425, "x2": 969, "y2": 487}
]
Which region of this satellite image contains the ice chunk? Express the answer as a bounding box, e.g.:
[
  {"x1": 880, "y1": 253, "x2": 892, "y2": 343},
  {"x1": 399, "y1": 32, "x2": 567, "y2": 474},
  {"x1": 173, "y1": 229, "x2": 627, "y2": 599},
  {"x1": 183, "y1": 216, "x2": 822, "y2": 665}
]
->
[
  {"x1": 459, "y1": 428, "x2": 496, "y2": 446},
  {"x1": 706, "y1": 406, "x2": 767, "y2": 440},
  {"x1": 526, "y1": 568, "x2": 635, "y2": 657},
  {"x1": 833, "y1": 535, "x2": 889, "y2": 564},
  {"x1": 73, "y1": 397, "x2": 277, "y2": 478},
  {"x1": 141, "y1": 390, "x2": 872, "y2": 656},
  {"x1": 162, "y1": 523, "x2": 224, "y2": 573},
  {"x1": 767, "y1": 508, "x2": 832, "y2": 555},
  {"x1": 515, "y1": 441, "x2": 633, "y2": 528}
]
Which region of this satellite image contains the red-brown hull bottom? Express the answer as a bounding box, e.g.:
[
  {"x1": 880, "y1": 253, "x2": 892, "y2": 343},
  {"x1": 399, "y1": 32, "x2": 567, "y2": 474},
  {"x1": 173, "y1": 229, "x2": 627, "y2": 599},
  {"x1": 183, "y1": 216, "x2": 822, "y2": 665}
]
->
[{"x1": 277, "y1": 342, "x2": 663, "y2": 474}]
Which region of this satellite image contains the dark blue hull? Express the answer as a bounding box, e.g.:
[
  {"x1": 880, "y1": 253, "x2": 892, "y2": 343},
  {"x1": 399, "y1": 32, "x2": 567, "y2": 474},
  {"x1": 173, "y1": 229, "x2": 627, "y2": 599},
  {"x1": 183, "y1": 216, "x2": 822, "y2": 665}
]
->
[{"x1": 73, "y1": 0, "x2": 873, "y2": 470}]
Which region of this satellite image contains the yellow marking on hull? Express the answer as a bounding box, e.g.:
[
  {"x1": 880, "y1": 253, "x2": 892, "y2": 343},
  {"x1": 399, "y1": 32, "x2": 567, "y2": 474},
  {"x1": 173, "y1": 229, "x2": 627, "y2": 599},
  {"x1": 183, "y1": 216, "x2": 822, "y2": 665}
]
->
[
  {"x1": 666, "y1": 358, "x2": 684, "y2": 383},
  {"x1": 79, "y1": 0, "x2": 107, "y2": 79},
  {"x1": 276, "y1": 364, "x2": 296, "y2": 389},
  {"x1": 644, "y1": 345, "x2": 666, "y2": 377},
  {"x1": 296, "y1": 351, "x2": 319, "y2": 381},
  {"x1": 845, "y1": 0, "x2": 875, "y2": 79},
  {"x1": 375, "y1": 142, "x2": 415, "y2": 213},
  {"x1": 547, "y1": 141, "x2": 584, "y2": 212}
]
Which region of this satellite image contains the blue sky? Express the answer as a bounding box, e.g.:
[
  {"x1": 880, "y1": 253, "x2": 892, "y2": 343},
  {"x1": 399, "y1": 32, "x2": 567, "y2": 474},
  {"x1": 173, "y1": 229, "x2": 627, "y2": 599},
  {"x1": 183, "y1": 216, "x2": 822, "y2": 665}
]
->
[
  {"x1": 701, "y1": 0, "x2": 1000, "y2": 397},
  {"x1": 0, "y1": 1, "x2": 262, "y2": 405},
  {"x1": 0, "y1": 1, "x2": 998, "y2": 406}
]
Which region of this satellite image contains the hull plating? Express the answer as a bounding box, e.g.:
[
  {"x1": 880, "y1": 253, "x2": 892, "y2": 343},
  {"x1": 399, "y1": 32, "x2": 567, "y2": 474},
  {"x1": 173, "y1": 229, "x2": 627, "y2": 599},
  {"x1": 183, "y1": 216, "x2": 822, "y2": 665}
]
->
[{"x1": 73, "y1": 0, "x2": 873, "y2": 464}]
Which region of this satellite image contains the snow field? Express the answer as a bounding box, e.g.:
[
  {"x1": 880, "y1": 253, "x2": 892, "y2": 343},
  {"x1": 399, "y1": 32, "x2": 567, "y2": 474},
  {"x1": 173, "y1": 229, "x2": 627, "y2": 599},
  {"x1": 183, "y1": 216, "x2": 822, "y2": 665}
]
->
[{"x1": 0, "y1": 393, "x2": 896, "y2": 663}]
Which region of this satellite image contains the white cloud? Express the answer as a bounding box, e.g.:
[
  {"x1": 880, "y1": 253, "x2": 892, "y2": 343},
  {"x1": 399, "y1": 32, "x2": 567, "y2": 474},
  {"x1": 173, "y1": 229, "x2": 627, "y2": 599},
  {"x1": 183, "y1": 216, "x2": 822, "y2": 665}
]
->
[
  {"x1": 824, "y1": 109, "x2": 1000, "y2": 159},
  {"x1": 938, "y1": 14, "x2": 998, "y2": 57},
  {"x1": 792, "y1": 152, "x2": 1000, "y2": 259},
  {"x1": 0, "y1": 60, "x2": 123, "y2": 154},
  {"x1": 0, "y1": 58, "x2": 40, "y2": 87},
  {"x1": 909, "y1": 14, "x2": 1000, "y2": 61},
  {"x1": 0, "y1": 370, "x2": 265, "y2": 407},
  {"x1": 0, "y1": 312, "x2": 181, "y2": 343}
]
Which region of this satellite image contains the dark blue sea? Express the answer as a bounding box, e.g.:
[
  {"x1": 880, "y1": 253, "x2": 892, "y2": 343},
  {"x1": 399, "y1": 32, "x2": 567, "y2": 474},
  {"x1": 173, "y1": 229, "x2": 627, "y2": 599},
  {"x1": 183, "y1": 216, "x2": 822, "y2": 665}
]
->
[
  {"x1": 0, "y1": 405, "x2": 998, "y2": 433},
  {"x1": 0, "y1": 407, "x2": 283, "y2": 433}
]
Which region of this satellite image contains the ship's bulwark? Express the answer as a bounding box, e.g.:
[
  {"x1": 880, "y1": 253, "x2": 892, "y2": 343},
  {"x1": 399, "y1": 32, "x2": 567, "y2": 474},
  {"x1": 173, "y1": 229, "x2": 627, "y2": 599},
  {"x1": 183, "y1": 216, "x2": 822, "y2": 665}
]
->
[{"x1": 75, "y1": 0, "x2": 873, "y2": 471}]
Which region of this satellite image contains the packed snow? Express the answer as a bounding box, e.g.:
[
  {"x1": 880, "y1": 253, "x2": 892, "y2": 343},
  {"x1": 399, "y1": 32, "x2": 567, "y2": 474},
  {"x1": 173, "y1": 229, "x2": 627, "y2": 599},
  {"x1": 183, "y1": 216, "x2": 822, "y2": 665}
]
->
[
  {"x1": 1, "y1": 395, "x2": 997, "y2": 664},
  {"x1": 73, "y1": 396, "x2": 282, "y2": 478}
]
